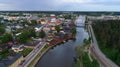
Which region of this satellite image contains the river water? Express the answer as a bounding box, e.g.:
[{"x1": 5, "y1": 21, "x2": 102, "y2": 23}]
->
[{"x1": 35, "y1": 16, "x2": 89, "y2": 67}]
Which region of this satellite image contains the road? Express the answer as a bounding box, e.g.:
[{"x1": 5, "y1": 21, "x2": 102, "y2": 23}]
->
[
  {"x1": 17, "y1": 41, "x2": 46, "y2": 67},
  {"x1": 17, "y1": 21, "x2": 48, "y2": 67},
  {"x1": 87, "y1": 22, "x2": 118, "y2": 67}
]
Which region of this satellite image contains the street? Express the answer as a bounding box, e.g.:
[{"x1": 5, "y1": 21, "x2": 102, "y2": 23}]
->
[
  {"x1": 18, "y1": 41, "x2": 46, "y2": 67},
  {"x1": 17, "y1": 23, "x2": 48, "y2": 67}
]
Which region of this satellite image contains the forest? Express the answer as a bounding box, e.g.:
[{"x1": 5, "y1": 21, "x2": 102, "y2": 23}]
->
[{"x1": 92, "y1": 20, "x2": 120, "y2": 66}]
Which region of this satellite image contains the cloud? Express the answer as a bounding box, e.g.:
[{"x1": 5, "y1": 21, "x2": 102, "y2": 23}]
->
[
  {"x1": 56, "y1": 0, "x2": 92, "y2": 3},
  {"x1": 0, "y1": 3, "x2": 15, "y2": 10},
  {"x1": 0, "y1": 0, "x2": 120, "y2": 11}
]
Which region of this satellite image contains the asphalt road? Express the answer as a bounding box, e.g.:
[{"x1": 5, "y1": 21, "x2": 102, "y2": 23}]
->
[{"x1": 17, "y1": 41, "x2": 46, "y2": 67}]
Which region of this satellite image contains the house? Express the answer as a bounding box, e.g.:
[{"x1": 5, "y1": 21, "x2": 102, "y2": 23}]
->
[
  {"x1": 0, "y1": 48, "x2": 2, "y2": 51},
  {"x1": 48, "y1": 18, "x2": 61, "y2": 26},
  {"x1": 5, "y1": 26, "x2": 12, "y2": 33},
  {"x1": 24, "y1": 41, "x2": 39, "y2": 49},
  {"x1": 15, "y1": 33, "x2": 22, "y2": 36},
  {"x1": 43, "y1": 25, "x2": 51, "y2": 33},
  {"x1": 0, "y1": 54, "x2": 24, "y2": 67},
  {"x1": 28, "y1": 15, "x2": 39, "y2": 20},
  {"x1": 50, "y1": 14, "x2": 56, "y2": 18},
  {"x1": 32, "y1": 37, "x2": 42, "y2": 41},
  {"x1": 15, "y1": 25, "x2": 23, "y2": 29},
  {"x1": 12, "y1": 45, "x2": 25, "y2": 53},
  {"x1": 40, "y1": 19, "x2": 47, "y2": 25},
  {"x1": 8, "y1": 16, "x2": 18, "y2": 20},
  {"x1": 34, "y1": 24, "x2": 42, "y2": 32},
  {"x1": 48, "y1": 14, "x2": 58, "y2": 26}
]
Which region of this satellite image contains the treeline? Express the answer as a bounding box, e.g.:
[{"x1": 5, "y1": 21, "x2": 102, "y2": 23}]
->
[{"x1": 92, "y1": 20, "x2": 120, "y2": 66}]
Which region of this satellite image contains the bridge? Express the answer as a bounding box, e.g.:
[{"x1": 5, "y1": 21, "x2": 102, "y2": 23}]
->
[{"x1": 75, "y1": 16, "x2": 86, "y2": 27}]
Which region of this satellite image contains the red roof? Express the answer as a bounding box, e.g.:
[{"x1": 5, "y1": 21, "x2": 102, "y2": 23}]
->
[{"x1": 0, "y1": 48, "x2": 2, "y2": 51}]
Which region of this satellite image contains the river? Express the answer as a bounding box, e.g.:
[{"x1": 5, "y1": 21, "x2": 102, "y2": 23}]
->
[{"x1": 35, "y1": 16, "x2": 89, "y2": 67}]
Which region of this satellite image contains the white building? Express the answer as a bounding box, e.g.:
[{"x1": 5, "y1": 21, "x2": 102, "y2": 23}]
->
[{"x1": 12, "y1": 45, "x2": 25, "y2": 53}]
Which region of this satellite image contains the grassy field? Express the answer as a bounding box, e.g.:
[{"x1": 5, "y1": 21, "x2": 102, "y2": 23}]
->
[
  {"x1": 19, "y1": 48, "x2": 33, "y2": 57},
  {"x1": 74, "y1": 53, "x2": 100, "y2": 67}
]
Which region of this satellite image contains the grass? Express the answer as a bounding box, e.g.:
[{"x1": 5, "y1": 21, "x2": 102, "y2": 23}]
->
[
  {"x1": 98, "y1": 43, "x2": 120, "y2": 66},
  {"x1": 19, "y1": 48, "x2": 33, "y2": 57},
  {"x1": 26, "y1": 38, "x2": 34, "y2": 43},
  {"x1": 74, "y1": 60, "x2": 80, "y2": 67},
  {"x1": 94, "y1": 30, "x2": 120, "y2": 66},
  {"x1": 74, "y1": 53, "x2": 100, "y2": 67}
]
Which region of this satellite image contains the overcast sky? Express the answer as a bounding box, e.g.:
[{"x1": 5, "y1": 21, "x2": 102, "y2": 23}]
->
[{"x1": 0, "y1": 0, "x2": 120, "y2": 11}]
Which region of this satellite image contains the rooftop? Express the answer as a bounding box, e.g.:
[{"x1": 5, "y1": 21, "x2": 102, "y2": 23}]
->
[{"x1": 0, "y1": 54, "x2": 22, "y2": 67}]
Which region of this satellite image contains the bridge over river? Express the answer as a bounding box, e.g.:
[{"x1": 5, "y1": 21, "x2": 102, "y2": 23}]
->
[{"x1": 75, "y1": 15, "x2": 86, "y2": 27}]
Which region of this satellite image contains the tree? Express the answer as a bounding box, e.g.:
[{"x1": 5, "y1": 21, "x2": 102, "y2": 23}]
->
[
  {"x1": 17, "y1": 29, "x2": 36, "y2": 43},
  {"x1": 1, "y1": 33, "x2": 13, "y2": 43},
  {"x1": 92, "y1": 20, "x2": 120, "y2": 65},
  {"x1": 83, "y1": 37, "x2": 91, "y2": 46},
  {"x1": 17, "y1": 31, "x2": 29, "y2": 43},
  {"x1": 0, "y1": 27, "x2": 5, "y2": 35},
  {"x1": 17, "y1": 34, "x2": 26, "y2": 43},
  {"x1": 71, "y1": 27, "x2": 77, "y2": 36},
  {"x1": 64, "y1": 14, "x2": 71, "y2": 19},
  {"x1": 55, "y1": 25, "x2": 61, "y2": 32},
  {"x1": 75, "y1": 45, "x2": 85, "y2": 67},
  {"x1": 0, "y1": 40, "x2": 2, "y2": 44},
  {"x1": 0, "y1": 48, "x2": 8, "y2": 59},
  {"x1": 29, "y1": 29, "x2": 36, "y2": 37},
  {"x1": 39, "y1": 30, "x2": 46, "y2": 38},
  {"x1": 30, "y1": 20, "x2": 37, "y2": 25}
]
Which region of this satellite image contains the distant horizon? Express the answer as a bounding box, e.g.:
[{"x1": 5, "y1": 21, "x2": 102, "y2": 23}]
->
[{"x1": 0, "y1": 10, "x2": 120, "y2": 12}]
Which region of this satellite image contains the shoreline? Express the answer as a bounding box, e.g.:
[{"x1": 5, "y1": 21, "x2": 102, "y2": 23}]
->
[{"x1": 28, "y1": 37, "x2": 75, "y2": 67}]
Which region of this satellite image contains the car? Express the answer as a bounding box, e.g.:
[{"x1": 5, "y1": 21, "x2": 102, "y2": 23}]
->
[{"x1": 19, "y1": 60, "x2": 25, "y2": 65}]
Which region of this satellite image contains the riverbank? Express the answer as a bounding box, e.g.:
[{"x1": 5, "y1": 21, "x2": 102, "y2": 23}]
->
[
  {"x1": 74, "y1": 53, "x2": 100, "y2": 67},
  {"x1": 28, "y1": 44, "x2": 51, "y2": 67},
  {"x1": 28, "y1": 37, "x2": 75, "y2": 67},
  {"x1": 35, "y1": 16, "x2": 89, "y2": 67},
  {"x1": 49, "y1": 33, "x2": 75, "y2": 46}
]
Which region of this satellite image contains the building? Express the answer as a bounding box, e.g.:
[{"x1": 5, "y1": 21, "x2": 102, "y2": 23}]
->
[
  {"x1": 48, "y1": 18, "x2": 61, "y2": 26},
  {"x1": 43, "y1": 25, "x2": 51, "y2": 33},
  {"x1": 12, "y1": 45, "x2": 25, "y2": 53},
  {"x1": 39, "y1": 19, "x2": 47, "y2": 25},
  {"x1": 34, "y1": 24, "x2": 42, "y2": 32},
  {"x1": 0, "y1": 54, "x2": 24, "y2": 67}
]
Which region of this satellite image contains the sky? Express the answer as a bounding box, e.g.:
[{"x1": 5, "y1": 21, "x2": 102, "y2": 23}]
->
[{"x1": 0, "y1": 0, "x2": 120, "y2": 11}]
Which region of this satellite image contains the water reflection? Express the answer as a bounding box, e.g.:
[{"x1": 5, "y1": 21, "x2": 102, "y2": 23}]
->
[{"x1": 35, "y1": 27, "x2": 89, "y2": 67}]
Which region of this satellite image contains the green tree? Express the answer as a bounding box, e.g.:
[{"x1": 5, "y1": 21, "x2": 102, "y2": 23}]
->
[
  {"x1": 83, "y1": 37, "x2": 91, "y2": 46},
  {"x1": 0, "y1": 48, "x2": 8, "y2": 59},
  {"x1": 17, "y1": 30, "x2": 36, "y2": 43},
  {"x1": 64, "y1": 15, "x2": 71, "y2": 19},
  {"x1": 0, "y1": 27, "x2": 5, "y2": 34},
  {"x1": 55, "y1": 25, "x2": 61, "y2": 32},
  {"x1": 75, "y1": 45, "x2": 85, "y2": 67},
  {"x1": 2, "y1": 33, "x2": 13, "y2": 43},
  {"x1": 17, "y1": 31, "x2": 29, "y2": 43},
  {"x1": 30, "y1": 20, "x2": 37, "y2": 25},
  {"x1": 72, "y1": 27, "x2": 77, "y2": 36},
  {"x1": 0, "y1": 40, "x2": 2, "y2": 44},
  {"x1": 92, "y1": 20, "x2": 120, "y2": 65},
  {"x1": 39, "y1": 30, "x2": 46, "y2": 38},
  {"x1": 29, "y1": 29, "x2": 36, "y2": 37}
]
